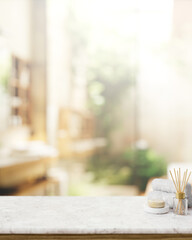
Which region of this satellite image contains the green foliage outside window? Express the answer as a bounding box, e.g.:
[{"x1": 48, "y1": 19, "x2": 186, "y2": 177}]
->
[
  {"x1": 66, "y1": 0, "x2": 167, "y2": 192},
  {"x1": 87, "y1": 147, "x2": 167, "y2": 192}
]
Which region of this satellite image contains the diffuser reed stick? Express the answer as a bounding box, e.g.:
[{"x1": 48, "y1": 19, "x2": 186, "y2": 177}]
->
[{"x1": 169, "y1": 168, "x2": 191, "y2": 215}]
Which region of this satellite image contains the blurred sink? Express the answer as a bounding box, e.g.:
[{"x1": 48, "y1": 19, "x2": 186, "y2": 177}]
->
[{"x1": 0, "y1": 142, "x2": 58, "y2": 188}]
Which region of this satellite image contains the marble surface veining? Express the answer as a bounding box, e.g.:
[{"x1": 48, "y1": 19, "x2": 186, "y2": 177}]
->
[{"x1": 0, "y1": 196, "x2": 191, "y2": 234}]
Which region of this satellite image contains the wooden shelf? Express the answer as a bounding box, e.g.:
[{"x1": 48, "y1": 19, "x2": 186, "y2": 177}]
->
[{"x1": 10, "y1": 55, "x2": 31, "y2": 126}]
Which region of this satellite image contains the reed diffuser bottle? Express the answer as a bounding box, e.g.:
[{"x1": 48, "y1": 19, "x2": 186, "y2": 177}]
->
[
  {"x1": 173, "y1": 192, "x2": 188, "y2": 215},
  {"x1": 170, "y1": 168, "x2": 191, "y2": 215}
]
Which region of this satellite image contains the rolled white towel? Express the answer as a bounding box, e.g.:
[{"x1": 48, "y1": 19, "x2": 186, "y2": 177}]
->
[
  {"x1": 148, "y1": 191, "x2": 192, "y2": 208},
  {"x1": 152, "y1": 179, "x2": 192, "y2": 197}
]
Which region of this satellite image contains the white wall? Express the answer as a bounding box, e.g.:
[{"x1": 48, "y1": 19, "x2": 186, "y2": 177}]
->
[
  {"x1": 46, "y1": 0, "x2": 71, "y2": 145},
  {"x1": 138, "y1": 0, "x2": 192, "y2": 163},
  {"x1": 0, "y1": 0, "x2": 31, "y2": 60}
]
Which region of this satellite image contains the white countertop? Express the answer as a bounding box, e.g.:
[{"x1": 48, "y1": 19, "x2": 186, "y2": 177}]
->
[{"x1": 0, "y1": 196, "x2": 191, "y2": 235}]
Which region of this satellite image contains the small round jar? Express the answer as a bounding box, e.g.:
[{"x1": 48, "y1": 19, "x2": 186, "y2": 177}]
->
[
  {"x1": 173, "y1": 193, "x2": 188, "y2": 215},
  {"x1": 147, "y1": 192, "x2": 165, "y2": 208}
]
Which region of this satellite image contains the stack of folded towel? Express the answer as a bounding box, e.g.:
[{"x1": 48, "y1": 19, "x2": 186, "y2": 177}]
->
[{"x1": 148, "y1": 179, "x2": 192, "y2": 208}]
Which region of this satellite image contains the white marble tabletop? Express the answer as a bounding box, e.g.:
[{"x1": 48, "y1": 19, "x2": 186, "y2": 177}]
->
[{"x1": 0, "y1": 196, "x2": 191, "y2": 235}]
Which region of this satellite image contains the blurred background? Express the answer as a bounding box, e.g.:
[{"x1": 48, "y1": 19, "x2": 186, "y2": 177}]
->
[{"x1": 0, "y1": 0, "x2": 191, "y2": 196}]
